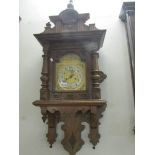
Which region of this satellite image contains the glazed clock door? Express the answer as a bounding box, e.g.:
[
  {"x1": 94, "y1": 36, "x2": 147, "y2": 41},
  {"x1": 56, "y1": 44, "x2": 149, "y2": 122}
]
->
[{"x1": 55, "y1": 53, "x2": 86, "y2": 91}]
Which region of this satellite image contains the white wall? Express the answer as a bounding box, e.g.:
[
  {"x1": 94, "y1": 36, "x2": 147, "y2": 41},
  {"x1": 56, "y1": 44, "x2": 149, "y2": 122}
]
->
[{"x1": 19, "y1": 0, "x2": 135, "y2": 155}]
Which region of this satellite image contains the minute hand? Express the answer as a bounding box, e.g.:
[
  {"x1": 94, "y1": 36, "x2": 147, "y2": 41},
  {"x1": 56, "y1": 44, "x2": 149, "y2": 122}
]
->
[{"x1": 65, "y1": 74, "x2": 74, "y2": 81}]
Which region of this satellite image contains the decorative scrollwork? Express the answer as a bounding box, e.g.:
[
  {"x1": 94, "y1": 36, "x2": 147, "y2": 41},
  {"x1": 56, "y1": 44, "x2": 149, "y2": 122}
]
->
[{"x1": 35, "y1": 103, "x2": 107, "y2": 155}]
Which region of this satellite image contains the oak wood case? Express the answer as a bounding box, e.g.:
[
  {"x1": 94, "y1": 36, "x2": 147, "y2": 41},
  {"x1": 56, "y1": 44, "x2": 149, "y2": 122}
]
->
[{"x1": 33, "y1": 4, "x2": 107, "y2": 155}]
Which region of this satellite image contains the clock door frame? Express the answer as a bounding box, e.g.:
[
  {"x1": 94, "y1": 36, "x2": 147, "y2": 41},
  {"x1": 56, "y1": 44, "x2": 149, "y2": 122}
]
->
[{"x1": 49, "y1": 48, "x2": 92, "y2": 99}]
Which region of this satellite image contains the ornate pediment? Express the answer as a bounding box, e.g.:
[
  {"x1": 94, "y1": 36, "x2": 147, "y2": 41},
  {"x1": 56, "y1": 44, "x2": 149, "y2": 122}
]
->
[{"x1": 43, "y1": 1, "x2": 97, "y2": 33}]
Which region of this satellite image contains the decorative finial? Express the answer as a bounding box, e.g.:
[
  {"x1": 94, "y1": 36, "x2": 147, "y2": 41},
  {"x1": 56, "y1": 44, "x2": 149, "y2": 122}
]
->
[
  {"x1": 44, "y1": 22, "x2": 51, "y2": 32},
  {"x1": 46, "y1": 22, "x2": 51, "y2": 27},
  {"x1": 67, "y1": 0, "x2": 74, "y2": 9}
]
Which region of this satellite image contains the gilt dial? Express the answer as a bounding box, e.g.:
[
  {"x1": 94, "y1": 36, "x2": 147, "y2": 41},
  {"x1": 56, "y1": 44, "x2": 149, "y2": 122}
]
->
[
  {"x1": 55, "y1": 53, "x2": 86, "y2": 91},
  {"x1": 56, "y1": 65, "x2": 85, "y2": 91}
]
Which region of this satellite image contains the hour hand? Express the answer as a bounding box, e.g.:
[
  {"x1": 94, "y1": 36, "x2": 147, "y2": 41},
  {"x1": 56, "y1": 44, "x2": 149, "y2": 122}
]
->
[{"x1": 65, "y1": 74, "x2": 73, "y2": 81}]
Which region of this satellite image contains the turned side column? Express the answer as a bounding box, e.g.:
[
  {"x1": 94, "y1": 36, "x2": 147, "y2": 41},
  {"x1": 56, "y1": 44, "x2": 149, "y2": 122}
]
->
[
  {"x1": 40, "y1": 43, "x2": 50, "y2": 100},
  {"x1": 40, "y1": 43, "x2": 50, "y2": 122},
  {"x1": 91, "y1": 52, "x2": 106, "y2": 99},
  {"x1": 91, "y1": 52, "x2": 100, "y2": 99}
]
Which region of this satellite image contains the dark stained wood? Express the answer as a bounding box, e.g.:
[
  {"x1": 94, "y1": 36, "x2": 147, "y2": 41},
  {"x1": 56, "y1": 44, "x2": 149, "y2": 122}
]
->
[
  {"x1": 33, "y1": 2, "x2": 107, "y2": 155},
  {"x1": 33, "y1": 99, "x2": 106, "y2": 106},
  {"x1": 40, "y1": 43, "x2": 50, "y2": 100},
  {"x1": 49, "y1": 49, "x2": 92, "y2": 100},
  {"x1": 91, "y1": 52, "x2": 107, "y2": 99},
  {"x1": 33, "y1": 99, "x2": 107, "y2": 154}
]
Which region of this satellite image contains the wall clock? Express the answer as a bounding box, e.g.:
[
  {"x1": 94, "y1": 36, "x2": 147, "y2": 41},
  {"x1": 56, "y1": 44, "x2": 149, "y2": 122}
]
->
[{"x1": 33, "y1": 1, "x2": 107, "y2": 155}]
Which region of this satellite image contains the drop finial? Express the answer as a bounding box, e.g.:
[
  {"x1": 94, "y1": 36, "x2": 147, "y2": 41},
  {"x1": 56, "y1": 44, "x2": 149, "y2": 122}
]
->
[{"x1": 67, "y1": 0, "x2": 74, "y2": 9}]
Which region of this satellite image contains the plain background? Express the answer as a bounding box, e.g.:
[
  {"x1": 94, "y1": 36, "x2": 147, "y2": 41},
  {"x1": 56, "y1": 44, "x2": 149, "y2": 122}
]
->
[
  {"x1": 19, "y1": 0, "x2": 134, "y2": 155},
  {"x1": 1, "y1": 0, "x2": 155, "y2": 155}
]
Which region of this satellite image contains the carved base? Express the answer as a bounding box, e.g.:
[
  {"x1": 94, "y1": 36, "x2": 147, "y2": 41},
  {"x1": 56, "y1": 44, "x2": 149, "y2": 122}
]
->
[{"x1": 33, "y1": 100, "x2": 106, "y2": 155}]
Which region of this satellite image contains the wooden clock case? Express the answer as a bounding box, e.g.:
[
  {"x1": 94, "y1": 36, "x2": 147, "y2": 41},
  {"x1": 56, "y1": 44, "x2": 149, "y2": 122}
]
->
[{"x1": 33, "y1": 2, "x2": 107, "y2": 155}]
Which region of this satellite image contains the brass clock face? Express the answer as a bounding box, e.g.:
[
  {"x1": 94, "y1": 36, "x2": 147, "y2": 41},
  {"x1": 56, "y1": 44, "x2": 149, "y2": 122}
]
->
[{"x1": 55, "y1": 54, "x2": 86, "y2": 91}]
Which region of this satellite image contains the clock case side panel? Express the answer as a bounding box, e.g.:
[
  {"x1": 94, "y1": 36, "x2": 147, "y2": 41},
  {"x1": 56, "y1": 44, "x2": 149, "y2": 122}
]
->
[{"x1": 48, "y1": 46, "x2": 92, "y2": 100}]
